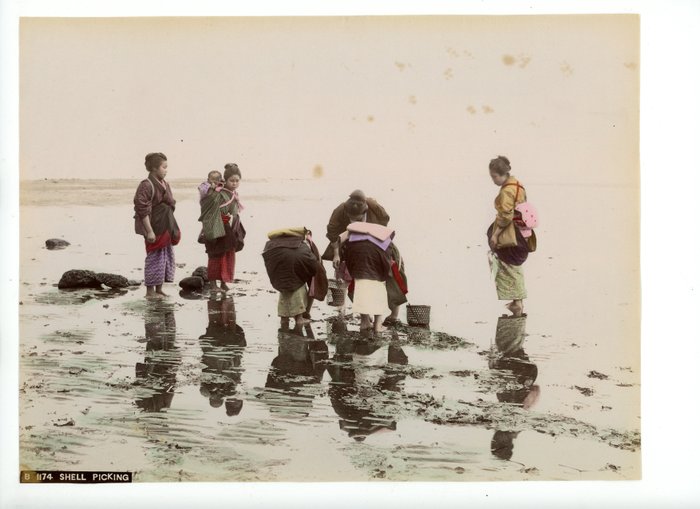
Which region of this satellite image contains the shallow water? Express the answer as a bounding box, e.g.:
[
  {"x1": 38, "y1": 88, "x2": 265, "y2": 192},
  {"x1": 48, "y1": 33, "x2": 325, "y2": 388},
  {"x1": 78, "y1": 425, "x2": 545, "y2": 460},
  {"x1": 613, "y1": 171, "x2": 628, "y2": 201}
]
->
[{"x1": 18, "y1": 177, "x2": 640, "y2": 481}]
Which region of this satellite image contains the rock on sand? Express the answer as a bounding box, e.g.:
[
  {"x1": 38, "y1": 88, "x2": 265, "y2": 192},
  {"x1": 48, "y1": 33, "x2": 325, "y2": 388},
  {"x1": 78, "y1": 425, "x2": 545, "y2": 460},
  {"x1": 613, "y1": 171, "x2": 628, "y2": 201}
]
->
[{"x1": 45, "y1": 238, "x2": 70, "y2": 250}]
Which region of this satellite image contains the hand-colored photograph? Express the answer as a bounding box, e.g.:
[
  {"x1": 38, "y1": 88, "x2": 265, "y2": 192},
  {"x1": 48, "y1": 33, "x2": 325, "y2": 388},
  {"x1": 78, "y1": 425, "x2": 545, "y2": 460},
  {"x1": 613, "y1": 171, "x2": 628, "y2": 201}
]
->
[{"x1": 17, "y1": 14, "x2": 640, "y2": 483}]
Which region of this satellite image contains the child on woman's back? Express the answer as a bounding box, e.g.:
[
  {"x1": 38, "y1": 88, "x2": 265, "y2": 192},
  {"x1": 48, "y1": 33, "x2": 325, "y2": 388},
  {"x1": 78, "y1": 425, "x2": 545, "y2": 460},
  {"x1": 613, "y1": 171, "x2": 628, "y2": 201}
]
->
[
  {"x1": 197, "y1": 170, "x2": 223, "y2": 244},
  {"x1": 198, "y1": 170, "x2": 223, "y2": 203}
]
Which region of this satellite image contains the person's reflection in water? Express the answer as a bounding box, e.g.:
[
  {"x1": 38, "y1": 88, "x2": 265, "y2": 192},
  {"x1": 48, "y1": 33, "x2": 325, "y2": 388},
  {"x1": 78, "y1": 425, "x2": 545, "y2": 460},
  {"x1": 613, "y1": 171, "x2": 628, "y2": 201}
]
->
[
  {"x1": 327, "y1": 332, "x2": 408, "y2": 441},
  {"x1": 488, "y1": 314, "x2": 540, "y2": 460},
  {"x1": 263, "y1": 325, "x2": 329, "y2": 417},
  {"x1": 198, "y1": 295, "x2": 246, "y2": 416},
  {"x1": 134, "y1": 300, "x2": 180, "y2": 412}
]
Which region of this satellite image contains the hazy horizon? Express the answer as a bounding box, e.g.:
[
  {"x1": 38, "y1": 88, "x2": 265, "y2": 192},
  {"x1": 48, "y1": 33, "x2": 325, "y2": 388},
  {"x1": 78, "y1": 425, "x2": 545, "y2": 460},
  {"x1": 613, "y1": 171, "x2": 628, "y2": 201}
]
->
[{"x1": 20, "y1": 15, "x2": 639, "y2": 186}]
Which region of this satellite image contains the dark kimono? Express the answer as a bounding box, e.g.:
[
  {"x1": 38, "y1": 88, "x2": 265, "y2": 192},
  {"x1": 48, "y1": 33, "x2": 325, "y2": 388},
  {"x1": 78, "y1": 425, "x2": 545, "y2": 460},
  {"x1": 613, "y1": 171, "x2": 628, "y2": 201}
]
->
[{"x1": 263, "y1": 236, "x2": 319, "y2": 292}]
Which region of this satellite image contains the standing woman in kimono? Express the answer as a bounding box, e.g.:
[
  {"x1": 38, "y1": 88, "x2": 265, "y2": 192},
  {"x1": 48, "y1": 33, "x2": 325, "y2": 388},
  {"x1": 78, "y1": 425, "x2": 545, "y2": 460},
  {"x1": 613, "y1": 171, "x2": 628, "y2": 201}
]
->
[
  {"x1": 199, "y1": 163, "x2": 243, "y2": 293},
  {"x1": 487, "y1": 155, "x2": 529, "y2": 317},
  {"x1": 133, "y1": 152, "x2": 181, "y2": 298}
]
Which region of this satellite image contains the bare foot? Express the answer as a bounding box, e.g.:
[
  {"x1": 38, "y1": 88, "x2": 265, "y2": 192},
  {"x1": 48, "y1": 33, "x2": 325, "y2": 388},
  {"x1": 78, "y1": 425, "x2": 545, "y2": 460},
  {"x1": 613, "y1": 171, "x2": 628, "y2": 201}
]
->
[
  {"x1": 506, "y1": 301, "x2": 523, "y2": 316},
  {"x1": 156, "y1": 290, "x2": 168, "y2": 297},
  {"x1": 372, "y1": 315, "x2": 385, "y2": 333},
  {"x1": 221, "y1": 282, "x2": 230, "y2": 292}
]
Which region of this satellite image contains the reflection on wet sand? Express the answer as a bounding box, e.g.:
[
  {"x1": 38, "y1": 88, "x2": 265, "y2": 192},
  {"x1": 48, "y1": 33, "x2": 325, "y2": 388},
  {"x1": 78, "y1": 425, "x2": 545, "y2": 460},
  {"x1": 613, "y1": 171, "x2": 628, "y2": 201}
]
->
[
  {"x1": 327, "y1": 332, "x2": 408, "y2": 441},
  {"x1": 35, "y1": 287, "x2": 128, "y2": 306},
  {"x1": 134, "y1": 301, "x2": 180, "y2": 412},
  {"x1": 199, "y1": 295, "x2": 246, "y2": 416},
  {"x1": 488, "y1": 314, "x2": 540, "y2": 460},
  {"x1": 262, "y1": 326, "x2": 329, "y2": 417}
]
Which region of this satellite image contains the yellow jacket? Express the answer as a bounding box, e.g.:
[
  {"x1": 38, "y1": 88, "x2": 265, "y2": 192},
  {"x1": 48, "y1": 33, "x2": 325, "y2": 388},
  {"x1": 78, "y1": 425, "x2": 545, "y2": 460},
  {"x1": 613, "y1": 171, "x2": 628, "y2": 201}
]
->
[{"x1": 494, "y1": 176, "x2": 527, "y2": 228}]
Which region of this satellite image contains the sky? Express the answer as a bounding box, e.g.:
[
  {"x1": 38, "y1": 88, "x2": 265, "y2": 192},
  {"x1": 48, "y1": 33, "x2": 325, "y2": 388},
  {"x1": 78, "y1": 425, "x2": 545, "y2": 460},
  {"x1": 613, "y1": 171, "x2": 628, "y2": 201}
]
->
[
  {"x1": 18, "y1": 15, "x2": 638, "y2": 186},
  {"x1": 3, "y1": 1, "x2": 700, "y2": 508}
]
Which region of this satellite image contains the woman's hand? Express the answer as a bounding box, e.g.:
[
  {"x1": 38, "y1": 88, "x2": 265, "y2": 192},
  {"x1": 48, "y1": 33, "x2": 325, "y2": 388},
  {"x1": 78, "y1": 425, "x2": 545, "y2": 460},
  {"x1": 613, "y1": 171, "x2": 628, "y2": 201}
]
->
[
  {"x1": 141, "y1": 216, "x2": 156, "y2": 243},
  {"x1": 332, "y1": 240, "x2": 342, "y2": 269},
  {"x1": 489, "y1": 224, "x2": 503, "y2": 250}
]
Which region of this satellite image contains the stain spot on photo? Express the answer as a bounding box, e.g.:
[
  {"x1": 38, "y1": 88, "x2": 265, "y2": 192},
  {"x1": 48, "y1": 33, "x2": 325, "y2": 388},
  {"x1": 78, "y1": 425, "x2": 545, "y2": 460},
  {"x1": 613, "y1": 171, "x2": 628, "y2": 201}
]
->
[
  {"x1": 503, "y1": 54, "x2": 531, "y2": 68},
  {"x1": 502, "y1": 54, "x2": 516, "y2": 66}
]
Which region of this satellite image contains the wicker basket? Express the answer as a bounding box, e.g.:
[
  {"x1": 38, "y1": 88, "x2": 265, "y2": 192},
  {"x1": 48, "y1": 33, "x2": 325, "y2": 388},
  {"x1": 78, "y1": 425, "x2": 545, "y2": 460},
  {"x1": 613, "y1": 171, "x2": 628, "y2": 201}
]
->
[
  {"x1": 406, "y1": 304, "x2": 431, "y2": 327},
  {"x1": 327, "y1": 279, "x2": 346, "y2": 307}
]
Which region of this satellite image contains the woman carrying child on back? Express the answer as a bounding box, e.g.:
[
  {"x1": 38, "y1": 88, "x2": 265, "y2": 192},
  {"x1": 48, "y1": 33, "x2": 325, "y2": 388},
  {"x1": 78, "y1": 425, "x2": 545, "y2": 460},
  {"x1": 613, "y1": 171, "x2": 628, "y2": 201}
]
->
[{"x1": 198, "y1": 163, "x2": 244, "y2": 294}]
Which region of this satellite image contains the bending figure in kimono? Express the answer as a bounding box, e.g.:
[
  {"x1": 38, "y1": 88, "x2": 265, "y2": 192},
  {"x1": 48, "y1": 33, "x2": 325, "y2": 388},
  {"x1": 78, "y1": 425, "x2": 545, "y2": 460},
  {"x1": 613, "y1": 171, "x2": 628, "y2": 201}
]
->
[
  {"x1": 262, "y1": 227, "x2": 327, "y2": 333},
  {"x1": 339, "y1": 222, "x2": 406, "y2": 333},
  {"x1": 323, "y1": 190, "x2": 407, "y2": 327}
]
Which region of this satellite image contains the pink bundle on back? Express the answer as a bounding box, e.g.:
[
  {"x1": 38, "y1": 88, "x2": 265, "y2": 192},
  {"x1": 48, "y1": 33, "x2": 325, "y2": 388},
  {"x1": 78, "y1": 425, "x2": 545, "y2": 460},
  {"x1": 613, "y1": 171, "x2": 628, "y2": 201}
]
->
[
  {"x1": 514, "y1": 202, "x2": 539, "y2": 238},
  {"x1": 346, "y1": 221, "x2": 395, "y2": 241}
]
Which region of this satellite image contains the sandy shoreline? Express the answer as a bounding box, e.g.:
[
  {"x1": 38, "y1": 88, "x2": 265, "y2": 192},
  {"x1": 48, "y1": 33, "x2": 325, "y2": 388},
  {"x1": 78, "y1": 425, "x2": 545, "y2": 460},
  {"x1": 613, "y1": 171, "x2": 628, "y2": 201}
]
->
[{"x1": 17, "y1": 177, "x2": 640, "y2": 481}]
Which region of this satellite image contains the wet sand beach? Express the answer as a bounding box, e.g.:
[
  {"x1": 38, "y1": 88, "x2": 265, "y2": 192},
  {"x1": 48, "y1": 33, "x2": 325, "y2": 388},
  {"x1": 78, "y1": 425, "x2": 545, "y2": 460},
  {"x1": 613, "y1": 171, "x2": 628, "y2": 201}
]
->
[{"x1": 18, "y1": 177, "x2": 640, "y2": 481}]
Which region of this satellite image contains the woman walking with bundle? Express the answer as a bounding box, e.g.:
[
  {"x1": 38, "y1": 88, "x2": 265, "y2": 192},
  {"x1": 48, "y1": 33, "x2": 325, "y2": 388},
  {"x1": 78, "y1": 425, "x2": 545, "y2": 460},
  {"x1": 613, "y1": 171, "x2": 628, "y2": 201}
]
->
[
  {"x1": 487, "y1": 155, "x2": 536, "y2": 317},
  {"x1": 199, "y1": 163, "x2": 244, "y2": 293},
  {"x1": 133, "y1": 152, "x2": 181, "y2": 298}
]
